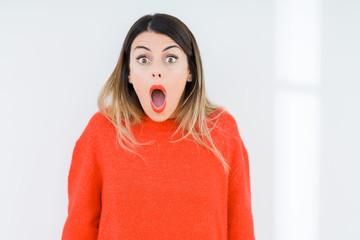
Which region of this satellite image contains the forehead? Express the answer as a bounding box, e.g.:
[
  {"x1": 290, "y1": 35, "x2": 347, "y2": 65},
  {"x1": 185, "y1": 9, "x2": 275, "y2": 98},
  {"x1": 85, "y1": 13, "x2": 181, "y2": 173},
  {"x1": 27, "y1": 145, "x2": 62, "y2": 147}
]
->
[{"x1": 131, "y1": 31, "x2": 179, "y2": 50}]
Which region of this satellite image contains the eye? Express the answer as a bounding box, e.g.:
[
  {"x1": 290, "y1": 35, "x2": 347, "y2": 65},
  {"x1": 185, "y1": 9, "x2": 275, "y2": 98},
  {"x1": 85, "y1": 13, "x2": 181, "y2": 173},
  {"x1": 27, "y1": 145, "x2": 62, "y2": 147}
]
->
[
  {"x1": 136, "y1": 55, "x2": 149, "y2": 64},
  {"x1": 166, "y1": 55, "x2": 178, "y2": 64}
]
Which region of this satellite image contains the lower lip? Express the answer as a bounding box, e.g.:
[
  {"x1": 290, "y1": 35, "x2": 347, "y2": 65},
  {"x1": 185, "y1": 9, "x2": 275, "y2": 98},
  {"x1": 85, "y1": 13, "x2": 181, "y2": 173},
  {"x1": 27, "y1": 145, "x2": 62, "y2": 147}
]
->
[{"x1": 149, "y1": 85, "x2": 167, "y2": 113}]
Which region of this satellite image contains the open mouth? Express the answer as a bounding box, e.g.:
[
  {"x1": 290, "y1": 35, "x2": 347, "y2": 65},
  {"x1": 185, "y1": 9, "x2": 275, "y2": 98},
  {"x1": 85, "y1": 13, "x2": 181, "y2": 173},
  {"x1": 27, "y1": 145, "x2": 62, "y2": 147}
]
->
[{"x1": 149, "y1": 85, "x2": 167, "y2": 113}]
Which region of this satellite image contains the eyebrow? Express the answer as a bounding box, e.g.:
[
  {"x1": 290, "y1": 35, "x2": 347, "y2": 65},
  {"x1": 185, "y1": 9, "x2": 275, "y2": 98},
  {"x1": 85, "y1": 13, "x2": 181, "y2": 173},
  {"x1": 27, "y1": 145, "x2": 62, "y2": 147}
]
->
[{"x1": 133, "y1": 45, "x2": 181, "y2": 52}]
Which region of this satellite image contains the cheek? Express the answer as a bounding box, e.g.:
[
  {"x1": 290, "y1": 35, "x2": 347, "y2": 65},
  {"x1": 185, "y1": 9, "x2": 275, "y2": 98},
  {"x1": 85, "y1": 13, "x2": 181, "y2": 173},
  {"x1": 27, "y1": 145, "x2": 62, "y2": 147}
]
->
[
  {"x1": 132, "y1": 80, "x2": 148, "y2": 100},
  {"x1": 129, "y1": 61, "x2": 147, "y2": 77},
  {"x1": 167, "y1": 72, "x2": 188, "y2": 98},
  {"x1": 129, "y1": 62, "x2": 146, "y2": 81},
  {"x1": 161, "y1": 63, "x2": 189, "y2": 99},
  {"x1": 129, "y1": 66, "x2": 148, "y2": 98},
  {"x1": 169, "y1": 61, "x2": 188, "y2": 74}
]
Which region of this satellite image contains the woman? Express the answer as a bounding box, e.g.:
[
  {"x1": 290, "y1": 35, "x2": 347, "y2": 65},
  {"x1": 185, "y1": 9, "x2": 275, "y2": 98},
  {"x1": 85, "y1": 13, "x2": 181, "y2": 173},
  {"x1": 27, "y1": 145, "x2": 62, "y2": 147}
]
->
[{"x1": 62, "y1": 13, "x2": 255, "y2": 240}]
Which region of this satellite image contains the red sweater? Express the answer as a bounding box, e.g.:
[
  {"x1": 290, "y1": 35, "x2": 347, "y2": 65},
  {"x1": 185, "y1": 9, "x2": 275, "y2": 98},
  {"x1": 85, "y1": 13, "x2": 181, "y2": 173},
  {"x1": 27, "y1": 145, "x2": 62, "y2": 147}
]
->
[{"x1": 62, "y1": 110, "x2": 255, "y2": 239}]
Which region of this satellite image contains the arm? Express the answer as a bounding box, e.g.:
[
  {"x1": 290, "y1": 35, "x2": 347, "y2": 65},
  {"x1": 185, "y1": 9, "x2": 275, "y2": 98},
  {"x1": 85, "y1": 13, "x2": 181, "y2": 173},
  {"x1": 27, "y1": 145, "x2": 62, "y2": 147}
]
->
[
  {"x1": 227, "y1": 128, "x2": 255, "y2": 239},
  {"x1": 62, "y1": 116, "x2": 102, "y2": 240}
]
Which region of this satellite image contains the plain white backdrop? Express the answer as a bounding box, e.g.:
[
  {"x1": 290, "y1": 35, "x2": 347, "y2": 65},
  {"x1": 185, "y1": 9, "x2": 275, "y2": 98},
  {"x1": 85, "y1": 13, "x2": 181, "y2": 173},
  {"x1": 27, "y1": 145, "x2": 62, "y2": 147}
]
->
[{"x1": 0, "y1": 0, "x2": 359, "y2": 239}]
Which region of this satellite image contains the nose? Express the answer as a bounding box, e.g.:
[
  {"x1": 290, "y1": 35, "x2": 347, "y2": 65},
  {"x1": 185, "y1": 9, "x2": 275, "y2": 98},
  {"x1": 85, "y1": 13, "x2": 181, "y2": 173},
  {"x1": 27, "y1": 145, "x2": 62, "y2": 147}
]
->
[
  {"x1": 151, "y1": 61, "x2": 163, "y2": 78},
  {"x1": 152, "y1": 72, "x2": 162, "y2": 78}
]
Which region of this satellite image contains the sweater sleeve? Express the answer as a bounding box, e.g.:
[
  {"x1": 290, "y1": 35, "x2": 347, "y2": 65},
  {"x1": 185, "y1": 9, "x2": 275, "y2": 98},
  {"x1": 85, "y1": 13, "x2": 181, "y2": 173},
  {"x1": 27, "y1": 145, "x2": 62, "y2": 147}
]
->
[
  {"x1": 227, "y1": 117, "x2": 255, "y2": 239},
  {"x1": 62, "y1": 114, "x2": 102, "y2": 240}
]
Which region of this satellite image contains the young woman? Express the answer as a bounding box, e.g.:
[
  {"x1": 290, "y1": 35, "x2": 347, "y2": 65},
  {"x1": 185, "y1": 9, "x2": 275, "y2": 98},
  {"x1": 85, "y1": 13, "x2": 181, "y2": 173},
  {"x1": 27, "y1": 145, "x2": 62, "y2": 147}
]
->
[{"x1": 62, "y1": 13, "x2": 255, "y2": 240}]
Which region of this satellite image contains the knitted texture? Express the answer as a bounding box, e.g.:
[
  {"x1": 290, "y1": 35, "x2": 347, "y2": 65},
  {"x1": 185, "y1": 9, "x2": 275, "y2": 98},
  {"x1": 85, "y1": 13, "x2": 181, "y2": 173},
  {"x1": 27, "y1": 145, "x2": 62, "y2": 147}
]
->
[{"x1": 62, "y1": 110, "x2": 255, "y2": 240}]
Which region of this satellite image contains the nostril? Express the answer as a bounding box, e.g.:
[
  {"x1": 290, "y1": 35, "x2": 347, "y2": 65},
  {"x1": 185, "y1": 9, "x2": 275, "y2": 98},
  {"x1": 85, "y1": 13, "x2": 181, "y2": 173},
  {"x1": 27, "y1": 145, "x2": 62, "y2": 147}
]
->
[{"x1": 152, "y1": 73, "x2": 162, "y2": 77}]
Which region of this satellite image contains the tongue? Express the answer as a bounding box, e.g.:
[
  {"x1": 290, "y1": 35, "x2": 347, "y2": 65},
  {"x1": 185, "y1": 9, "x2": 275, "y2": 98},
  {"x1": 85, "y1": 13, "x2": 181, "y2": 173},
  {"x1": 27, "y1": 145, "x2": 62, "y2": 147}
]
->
[{"x1": 151, "y1": 89, "x2": 166, "y2": 108}]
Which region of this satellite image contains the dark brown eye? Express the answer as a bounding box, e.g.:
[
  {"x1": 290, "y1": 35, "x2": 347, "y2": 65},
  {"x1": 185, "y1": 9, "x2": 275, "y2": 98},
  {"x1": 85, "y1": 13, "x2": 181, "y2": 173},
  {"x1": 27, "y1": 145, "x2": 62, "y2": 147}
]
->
[
  {"x1": 136, "y1": 56, "x2": 149, "y2": 64},
  {"x1": 166, "y1": 56, "x2": 177, "y2": 64}
]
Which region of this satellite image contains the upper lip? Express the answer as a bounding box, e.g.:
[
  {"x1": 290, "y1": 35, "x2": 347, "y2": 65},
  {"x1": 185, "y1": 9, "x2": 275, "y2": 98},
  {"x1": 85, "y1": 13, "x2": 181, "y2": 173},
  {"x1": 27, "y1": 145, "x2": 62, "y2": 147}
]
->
[{"x1": 149, "y1": 85, "x2": 167, "y2": 96}]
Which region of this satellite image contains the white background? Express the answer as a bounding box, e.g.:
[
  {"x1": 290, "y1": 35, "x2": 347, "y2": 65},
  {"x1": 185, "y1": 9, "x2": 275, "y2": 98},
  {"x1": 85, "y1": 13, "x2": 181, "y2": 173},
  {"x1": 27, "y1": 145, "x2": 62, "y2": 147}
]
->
[{"x1": 0, "y1": 0, "x2": 359, "y2": 239}]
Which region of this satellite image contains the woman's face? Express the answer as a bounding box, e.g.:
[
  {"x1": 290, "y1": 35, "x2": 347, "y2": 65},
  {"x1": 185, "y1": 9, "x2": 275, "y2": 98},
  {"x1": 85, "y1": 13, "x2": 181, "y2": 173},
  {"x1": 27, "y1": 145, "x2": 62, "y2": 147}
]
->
[{"x1": 128, "y1": 31, "x2": 192, "y2": 122}]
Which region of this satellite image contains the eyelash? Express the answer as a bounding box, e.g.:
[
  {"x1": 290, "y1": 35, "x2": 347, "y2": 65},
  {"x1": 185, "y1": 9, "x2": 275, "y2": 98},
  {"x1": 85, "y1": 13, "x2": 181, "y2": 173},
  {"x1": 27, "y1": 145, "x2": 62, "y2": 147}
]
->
[{"x1": 136, "y1": 55, "x2": 178, "y2": 64}]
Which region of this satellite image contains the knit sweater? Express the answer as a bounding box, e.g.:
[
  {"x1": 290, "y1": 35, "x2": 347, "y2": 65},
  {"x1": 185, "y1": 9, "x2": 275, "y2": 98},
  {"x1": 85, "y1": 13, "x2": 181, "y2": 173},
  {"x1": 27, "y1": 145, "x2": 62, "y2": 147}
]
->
[{"x1": 61, "y1": 109, "x2": 255, "y2": 240}]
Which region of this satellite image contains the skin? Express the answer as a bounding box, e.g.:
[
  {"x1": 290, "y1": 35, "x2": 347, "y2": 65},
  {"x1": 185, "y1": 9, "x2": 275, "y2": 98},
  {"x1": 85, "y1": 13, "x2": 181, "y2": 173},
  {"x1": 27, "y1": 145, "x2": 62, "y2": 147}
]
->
[{"x1": 128, "y1": 31, "x2": 192, "y2": 122}]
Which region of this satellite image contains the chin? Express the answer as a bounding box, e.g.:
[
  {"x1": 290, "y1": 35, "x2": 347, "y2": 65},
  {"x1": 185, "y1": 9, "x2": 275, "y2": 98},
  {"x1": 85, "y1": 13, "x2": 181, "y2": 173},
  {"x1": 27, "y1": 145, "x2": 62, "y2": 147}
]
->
[{"x1": 146, "y1": 109, "x2": 176, "y2": 122}]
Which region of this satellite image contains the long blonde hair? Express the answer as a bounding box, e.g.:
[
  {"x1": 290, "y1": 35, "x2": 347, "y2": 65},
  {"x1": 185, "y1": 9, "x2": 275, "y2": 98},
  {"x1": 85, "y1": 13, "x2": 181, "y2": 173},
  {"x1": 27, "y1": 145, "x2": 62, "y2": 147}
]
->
[{"x1": 97, "y1": 13, "x2": 231, "y2": 175}]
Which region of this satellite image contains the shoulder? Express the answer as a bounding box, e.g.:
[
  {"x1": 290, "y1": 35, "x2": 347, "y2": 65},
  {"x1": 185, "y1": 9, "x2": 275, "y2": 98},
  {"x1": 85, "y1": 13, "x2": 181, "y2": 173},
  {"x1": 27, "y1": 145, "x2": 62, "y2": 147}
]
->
[
  {"x1": 76, "y1": 111, "x2": 111, "y2": 143},
  {"x1": 88, "y1": 110, "x2": 114, "y2": 129},
  {"x1": 210, "y1": 109, "x2": 249, "y2": 176},
  {"x1": 208, "y1": 108, "x2": 247, "y2": 154},
  {"x1": 208, "y1": 108, "x2": 241, "y2": 136},
  {"x1": 90, "y1": 110, "x2": 108, "y2": 123},
  {"x1": 206, "y1": 108, "x2": 244, "y2": 148},
  {"x1": 82, "y1": 111, "x2": 104, "y2": 133}
]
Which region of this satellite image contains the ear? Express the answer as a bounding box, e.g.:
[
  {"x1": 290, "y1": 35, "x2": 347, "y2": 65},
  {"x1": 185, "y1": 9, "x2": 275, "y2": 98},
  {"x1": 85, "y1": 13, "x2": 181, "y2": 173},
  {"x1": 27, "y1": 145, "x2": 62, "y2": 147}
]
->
[
  {"x1": 128, "y1": 73, "x2": 132, "y2": 84},
  {"x1": 187, "y1": 70, "x2": 192, "y2": 82}
]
